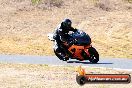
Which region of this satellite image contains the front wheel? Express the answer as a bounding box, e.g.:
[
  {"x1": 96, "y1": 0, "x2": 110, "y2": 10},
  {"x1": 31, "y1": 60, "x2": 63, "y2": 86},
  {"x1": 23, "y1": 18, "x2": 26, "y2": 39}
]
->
[{"x1": 88, "y1": 47, "x2": 99, "y2": 63}]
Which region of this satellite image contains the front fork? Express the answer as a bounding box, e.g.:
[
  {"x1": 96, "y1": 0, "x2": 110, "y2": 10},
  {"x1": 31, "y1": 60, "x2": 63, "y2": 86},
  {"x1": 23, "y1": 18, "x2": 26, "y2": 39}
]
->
[{"x1": 83, "y1": 45, "x2": 92, "y2": 58}]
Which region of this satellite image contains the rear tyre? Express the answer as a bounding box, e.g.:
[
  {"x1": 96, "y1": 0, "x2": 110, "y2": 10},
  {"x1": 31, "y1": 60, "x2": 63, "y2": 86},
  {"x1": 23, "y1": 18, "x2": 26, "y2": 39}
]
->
[
  {"x1": 54, "y1": 50, "x2": 69, "y2": 61},
  {"x1": 88, "y1": 47, "x2": 99, "y2": 63}
]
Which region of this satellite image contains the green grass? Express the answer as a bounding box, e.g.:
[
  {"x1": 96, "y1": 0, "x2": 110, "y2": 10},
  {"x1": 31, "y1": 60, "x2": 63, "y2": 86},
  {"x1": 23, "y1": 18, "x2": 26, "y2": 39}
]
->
[
  {"x1": 31, "y1": 0, "x2": 41, "y2": 4},
  {"x1": 125, "y1": 0, "x2": 132, "y2": 3}
]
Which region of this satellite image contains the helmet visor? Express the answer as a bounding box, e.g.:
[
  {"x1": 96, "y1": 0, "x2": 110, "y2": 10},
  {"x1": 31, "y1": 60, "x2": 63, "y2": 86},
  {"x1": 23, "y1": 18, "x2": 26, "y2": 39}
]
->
[{"x1": 63, "y1": 22, "x2": 71, "y2": 27}]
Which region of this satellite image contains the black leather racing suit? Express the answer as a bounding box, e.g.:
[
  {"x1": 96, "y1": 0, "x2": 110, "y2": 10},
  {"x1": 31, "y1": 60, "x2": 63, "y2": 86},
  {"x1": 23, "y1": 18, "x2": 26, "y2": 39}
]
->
[{"x1": 53, "y1": 23, "x2": 77, "y2": 56}]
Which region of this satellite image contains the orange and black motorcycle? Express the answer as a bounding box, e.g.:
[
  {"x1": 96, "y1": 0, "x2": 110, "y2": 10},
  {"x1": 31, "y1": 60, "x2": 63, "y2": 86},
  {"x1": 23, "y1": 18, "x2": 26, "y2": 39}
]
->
[{"x1": 47, "y1": 30, "x2": 99, "y2": 63}]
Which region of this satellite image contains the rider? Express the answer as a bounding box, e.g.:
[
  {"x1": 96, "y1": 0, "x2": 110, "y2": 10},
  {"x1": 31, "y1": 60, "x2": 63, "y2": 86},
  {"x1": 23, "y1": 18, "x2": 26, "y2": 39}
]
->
[{"x1": 53, "y1": 18, "x2": 77, "y2": 61}]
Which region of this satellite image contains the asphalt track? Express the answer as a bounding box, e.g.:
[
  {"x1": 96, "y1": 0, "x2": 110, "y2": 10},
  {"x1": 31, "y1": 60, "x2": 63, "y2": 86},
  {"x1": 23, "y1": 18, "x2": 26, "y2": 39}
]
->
[{"x1": 0, "y1": 54, "x2": 132, "y2": 70}]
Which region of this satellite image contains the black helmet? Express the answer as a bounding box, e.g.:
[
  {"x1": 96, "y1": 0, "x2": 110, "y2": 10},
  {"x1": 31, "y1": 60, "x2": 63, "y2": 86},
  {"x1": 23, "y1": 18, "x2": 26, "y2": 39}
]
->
[{"x1": 62, "y1": 18, "x2": 72, "y2": 28}]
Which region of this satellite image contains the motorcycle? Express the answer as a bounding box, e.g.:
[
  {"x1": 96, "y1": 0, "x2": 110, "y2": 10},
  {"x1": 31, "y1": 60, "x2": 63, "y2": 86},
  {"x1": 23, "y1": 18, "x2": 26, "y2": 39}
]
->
[{"x1": 47, "y1": 29, "x2": 99, "y2": 63}]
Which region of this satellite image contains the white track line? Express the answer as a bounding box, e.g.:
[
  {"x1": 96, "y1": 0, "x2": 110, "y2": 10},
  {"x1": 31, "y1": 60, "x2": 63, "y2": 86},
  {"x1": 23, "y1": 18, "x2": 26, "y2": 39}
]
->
[{"x1": 50, "y1": 64, "x2": 132, "y2": 72}]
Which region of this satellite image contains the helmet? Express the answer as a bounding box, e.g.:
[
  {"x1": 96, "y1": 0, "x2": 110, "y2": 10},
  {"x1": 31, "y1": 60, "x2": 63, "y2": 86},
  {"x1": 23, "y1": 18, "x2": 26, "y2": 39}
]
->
[{"x1": 62, "y1": 18, "x2": 72, "y2": 28}]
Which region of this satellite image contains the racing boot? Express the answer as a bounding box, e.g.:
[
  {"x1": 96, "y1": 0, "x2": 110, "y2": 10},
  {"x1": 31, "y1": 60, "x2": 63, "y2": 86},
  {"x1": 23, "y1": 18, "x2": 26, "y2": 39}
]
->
[{"x1": 62, "y1": 55, "x2": 69, "y2": 61}]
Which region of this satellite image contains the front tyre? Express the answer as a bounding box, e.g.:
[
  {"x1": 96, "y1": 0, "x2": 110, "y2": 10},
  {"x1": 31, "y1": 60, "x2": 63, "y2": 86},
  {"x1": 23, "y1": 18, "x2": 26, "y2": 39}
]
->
[{"x1": 88, "y1": 47, "x2": 99, "y2": 63}]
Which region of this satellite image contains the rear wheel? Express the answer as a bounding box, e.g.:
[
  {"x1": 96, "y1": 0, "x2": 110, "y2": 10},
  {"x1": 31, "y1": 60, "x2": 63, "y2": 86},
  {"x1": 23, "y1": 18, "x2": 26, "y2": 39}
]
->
[
  {"x1": 54, "y1": 50, "x2": 69, "y2": 61},
  {"x1": 88, "y1": 47, "x2": 99, "y2": 63}
]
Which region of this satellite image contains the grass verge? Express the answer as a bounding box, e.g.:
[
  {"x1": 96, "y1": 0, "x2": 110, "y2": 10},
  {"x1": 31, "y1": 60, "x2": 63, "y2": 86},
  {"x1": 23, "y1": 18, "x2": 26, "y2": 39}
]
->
[{"x1": 0, "y1": 63, "x2": 131, "y2": 88}]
